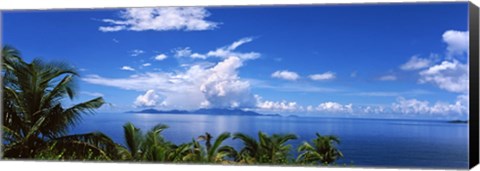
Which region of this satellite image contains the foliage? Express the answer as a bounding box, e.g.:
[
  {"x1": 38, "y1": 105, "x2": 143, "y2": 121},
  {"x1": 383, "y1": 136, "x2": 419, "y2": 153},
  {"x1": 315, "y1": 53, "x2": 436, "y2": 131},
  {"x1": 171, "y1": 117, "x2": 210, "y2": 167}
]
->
[
  {"x1": 1, "y1": 46, "x2": 119, "y2": 160},
  {"x1": 233, "y1": 131, "x2": 297, "y2": 164},
  {"x1": 118, "y1": 122, "x2": 176, "y2": 161},
  {"x1": 297, "y1": 133, "x2": 343, "y2": 165}
]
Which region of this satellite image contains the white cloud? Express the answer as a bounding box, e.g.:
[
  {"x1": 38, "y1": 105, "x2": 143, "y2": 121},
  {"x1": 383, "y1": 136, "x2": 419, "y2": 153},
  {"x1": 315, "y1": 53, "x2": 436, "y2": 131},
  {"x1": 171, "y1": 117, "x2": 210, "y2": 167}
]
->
[
  {"x1": 400, "y1": 55, "x2": 432, "y2": 70},
  {"x1": 391, "y1": 97, "x2": 430, "y2": 114},
  {"x1": 84, "y1": 56, "x2": 256, "y2": 110},
  {"x1": 361, "y1": 106, "x2": 386, "y2": 114},
  {"x1": 99, "y1": 7, "x2": 218, "y2": 32},
  {"x1": 142, "y1": 63, "x2": 151, "y2": 67},
  {"x1": 130, "y1": 49, "x2": 145, "y2": 56},
  {"x1": 100, "y1": 26, "x2": 125, "y2": 32},
  {"x1": 306, "y1": 105, "x2": 315, "y2": 112},
  {"x1": 173, "y1": 47, "x2": 192, "y2": 58},
  {"x1": 255, "y1": 95, "x2": 298, "y2": 112},
  {"x1": 175, "y1": 37, "x2": 260, "y2": 60},
  {"x1": 112, "y1": 38, "x2": 119, "y2": 43},
  {"x1": 190, "y1": 53, "x2": 207, "y2": 59},
  {"x1": 134, "y1": 89, "x2": 160, "y2": 107},
  {"x1": 83, "y1": 73, "x2": 169, "y2": 91},
  {"x1": 442, "y1": 30, "x2": 468, "y2": 57},
  {"x1": 121, "y1": 66, "x2": 135, "y2": 71},
  {"x1": 254, "y1": 95, "x2": 468, "y2": 116},
  {"x1": 315, "y1": 102, "x2": 353, "y2": 113},
  {"x1": 418, "y1": 60, "x2": 468, "y2": 93},
  {"x1": 154, "y1": 54, "x2": 168, "y2": 61},
  {"x1": 199, "y1": 57, "x2": 256, "y2": 108},
  {"x1": 271, "y1": 70, "x2": 299, "y2": 81},
  {"x1": 309, "y1": 72, "x2": 335, "y2": 81},
  {"x1": 392, "y1": 96, "x2": 467, "y2": 115},
  {"x1": 81, "y1": 91, "x2": 104, "y2": 97},
  {"x1": 205, "y1": 37, "x2": 259, "y2": 60},
  {"x1": 378, "y1": 75, "x2": 397, "y2": 81}
]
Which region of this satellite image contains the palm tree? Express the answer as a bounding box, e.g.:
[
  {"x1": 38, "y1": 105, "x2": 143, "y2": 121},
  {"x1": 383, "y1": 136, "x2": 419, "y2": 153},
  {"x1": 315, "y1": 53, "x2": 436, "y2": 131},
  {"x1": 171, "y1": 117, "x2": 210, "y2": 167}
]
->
[
  {"x1": 119, "y1": 122, "x2": 172, "y2": 161},
  {"x1": 196, "y1": 132, "x2": 237, "y2": 163},
  {"x1": 258, "y1": 132, "x2": 297, "y2": 164},
  {"x1": 297, "y1": 133, "x2": 343, "y2": 165},
  {"x1": 119, "y1": 122, "x2": 144, "y2": 160},
  {"x1": 166, "y1": 142, "x2": 195, "y2": 162},
  {"x1": 231, "y1": 133, "x2": 257, "y2": 164},
  {"x1": 2, "y1": 46, "x2": 119, "y2": 160},
  {"x1": 233, "y1": 131, "x2": 297, "y2": 164}
]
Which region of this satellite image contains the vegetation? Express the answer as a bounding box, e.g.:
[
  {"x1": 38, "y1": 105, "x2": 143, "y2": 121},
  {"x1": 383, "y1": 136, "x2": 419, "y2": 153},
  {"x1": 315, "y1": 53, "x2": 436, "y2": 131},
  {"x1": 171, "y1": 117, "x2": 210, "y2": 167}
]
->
[
  {"x1": 297, "y1": 133, "x2": 343, "y2": 165},
  {"x1": 1, "y1": 46, "x2": 345, "y2": 165},
  {"x1": 2, "y1": 46, "x2": 120, "y2": 160},
  {"x1": 233, "y1": 132, "x2": 297, "y2": 164}
]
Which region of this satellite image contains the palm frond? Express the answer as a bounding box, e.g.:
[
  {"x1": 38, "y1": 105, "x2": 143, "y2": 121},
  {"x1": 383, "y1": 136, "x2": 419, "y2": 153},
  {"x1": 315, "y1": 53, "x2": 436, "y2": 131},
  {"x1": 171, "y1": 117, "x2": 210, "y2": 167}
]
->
[
  {"x1": 123, "y1": 122, "x2": 143, "y2": 158},
  {"x1": 48, "y1": 132, "x2": 120, "y2": 160}
]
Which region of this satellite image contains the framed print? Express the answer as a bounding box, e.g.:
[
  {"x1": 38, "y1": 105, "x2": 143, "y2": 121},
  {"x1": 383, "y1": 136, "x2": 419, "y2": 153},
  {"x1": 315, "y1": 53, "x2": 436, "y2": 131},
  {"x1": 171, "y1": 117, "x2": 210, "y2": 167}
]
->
[{"x1": 1, "y1": 1, "x2": 479, "y2": 170}]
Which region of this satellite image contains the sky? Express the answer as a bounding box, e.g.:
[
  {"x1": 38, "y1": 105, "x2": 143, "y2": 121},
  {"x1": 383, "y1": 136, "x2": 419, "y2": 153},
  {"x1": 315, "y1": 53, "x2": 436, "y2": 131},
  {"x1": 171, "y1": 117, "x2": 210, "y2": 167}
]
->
[{"x1": 2, "y1": 2, "x2": 470, "y2": 120}]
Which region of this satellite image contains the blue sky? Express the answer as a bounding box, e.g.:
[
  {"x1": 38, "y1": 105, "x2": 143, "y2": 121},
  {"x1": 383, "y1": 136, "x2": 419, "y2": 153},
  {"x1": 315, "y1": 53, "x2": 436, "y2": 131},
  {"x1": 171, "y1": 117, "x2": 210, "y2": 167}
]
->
[{"x1": 2, "y1": 2, "x2": 470, "y2": 119}]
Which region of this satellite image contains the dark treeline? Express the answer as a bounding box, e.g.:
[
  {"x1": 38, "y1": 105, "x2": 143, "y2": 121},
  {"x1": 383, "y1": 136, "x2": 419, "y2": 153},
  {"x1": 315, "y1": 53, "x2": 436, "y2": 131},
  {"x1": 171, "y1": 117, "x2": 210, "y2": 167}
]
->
[{"x1": 1, "y1": 46, "x2": 344, "y2": 166}]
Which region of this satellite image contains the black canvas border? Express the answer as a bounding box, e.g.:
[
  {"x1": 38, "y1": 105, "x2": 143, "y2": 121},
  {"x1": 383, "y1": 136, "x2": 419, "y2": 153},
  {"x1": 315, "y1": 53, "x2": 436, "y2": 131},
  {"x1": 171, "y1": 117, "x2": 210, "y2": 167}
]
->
[{"x1": 469, "y1": 1, "x2": 479, "y2": 169}]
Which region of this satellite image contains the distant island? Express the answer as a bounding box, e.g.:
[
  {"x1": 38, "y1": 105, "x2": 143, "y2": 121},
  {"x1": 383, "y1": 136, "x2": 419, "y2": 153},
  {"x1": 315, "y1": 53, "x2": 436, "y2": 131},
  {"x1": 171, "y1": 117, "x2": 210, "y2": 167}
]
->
[
  {"x1": 447, "y1": 120, "x2": 468, "y2": 124},
  {"x1": 126, "y1": 108, "x2": 283, "y2": 117}
]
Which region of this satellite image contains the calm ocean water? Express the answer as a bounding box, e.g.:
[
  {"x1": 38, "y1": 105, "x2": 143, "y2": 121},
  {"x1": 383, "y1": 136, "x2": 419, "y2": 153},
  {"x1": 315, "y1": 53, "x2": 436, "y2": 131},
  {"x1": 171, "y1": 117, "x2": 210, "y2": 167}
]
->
[{"x1": 70, "y1": 113, "x2": 468, "y2": 169}]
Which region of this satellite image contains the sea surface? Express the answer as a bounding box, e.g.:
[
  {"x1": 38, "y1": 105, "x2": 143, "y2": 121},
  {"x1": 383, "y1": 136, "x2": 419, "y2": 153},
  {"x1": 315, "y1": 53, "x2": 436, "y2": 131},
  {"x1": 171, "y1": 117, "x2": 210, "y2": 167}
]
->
[{"x1": 70, "y1": 113, "x2": 468, "y2": 169}]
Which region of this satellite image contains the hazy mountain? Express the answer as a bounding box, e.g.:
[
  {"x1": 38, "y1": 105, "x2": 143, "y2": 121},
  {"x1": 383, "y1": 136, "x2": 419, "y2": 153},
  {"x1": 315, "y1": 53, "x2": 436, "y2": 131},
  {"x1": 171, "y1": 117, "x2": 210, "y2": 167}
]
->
[{"x1": 126, "y1": 108, "x2": 283, "y2": 117}]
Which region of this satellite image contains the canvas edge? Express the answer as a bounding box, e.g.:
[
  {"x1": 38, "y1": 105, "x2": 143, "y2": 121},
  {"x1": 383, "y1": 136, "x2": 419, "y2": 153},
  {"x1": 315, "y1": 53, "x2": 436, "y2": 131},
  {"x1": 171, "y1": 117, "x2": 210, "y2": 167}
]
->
[
  {"x1": 0, "y1": 11, "x2": 4, "y2": 160},
  {"x1": 469, "y1": 1, "x2": 480, "y2": 169}
]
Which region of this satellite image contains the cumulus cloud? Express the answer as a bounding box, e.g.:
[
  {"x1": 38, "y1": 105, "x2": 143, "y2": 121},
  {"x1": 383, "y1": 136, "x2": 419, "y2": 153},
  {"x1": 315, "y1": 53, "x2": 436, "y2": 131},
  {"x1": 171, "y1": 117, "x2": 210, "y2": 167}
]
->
[
  {"x1": 418, "y1": 60, "x2": 468, "y2": 93},
  {"x1": 84, "y1": 56, "x2": 256, "y2": 110},
  {"x1": 255, "y1": 95, "x2": 298, "y2": 112},
  {"x1": 442, "y1": 30, "x2": 468, "y2": 57},
  {"x1": 142, "y1": 63, "x2": 152, "y2": 67},
  {"x1": 391, "y1": 97, "x2": 430, "y2": 114},
  {"x1": 134, "y1": 89, "x2": 160, "y2": 107},
  {"x1": 154, "y1": 54, "x2": 168, "y2": 61},
  {"x1": 121, "y1": 66, "x2": 135, "y2": 71},
  {"x1": 254, "y1": 96, "x2": 467, "y2": 116},
  {"x1": 400, "y1": 55, "x2": 432, "y2": 70},
  {"x1": 272, "y1": 70, "x2": 300, "y2": 81},
  {"x1": 99, "y1": 7, "x2": 219, "y2": 32},
  {"x1": 361, "y1": 106, "x2": 386, "y2": 114},
  {"x1": 391, "y1": 96, "x2": 467, "y2": 115},
  {"x1": 309, "y1": 72, "x2": 335, "y2": 81},
  {"x1": 130, "y1": 49, "x2": 145, "y2": 56},
  {"x1": 378, "y1": 75, "x2": 397, "y2": 81},
  {"x1": 315, "y1": 102, "x2": 353, "y2": 113},
  {"x1": 199, "y1": 57, "x2": 256, "y2": 108}
]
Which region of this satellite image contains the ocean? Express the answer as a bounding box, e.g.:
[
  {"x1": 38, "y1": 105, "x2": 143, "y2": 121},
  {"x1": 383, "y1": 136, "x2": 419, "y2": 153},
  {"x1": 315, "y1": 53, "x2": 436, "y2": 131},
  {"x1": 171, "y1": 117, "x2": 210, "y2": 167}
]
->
[{"x1": 70, "y1": 113, "x2": 468, "y2": 169}]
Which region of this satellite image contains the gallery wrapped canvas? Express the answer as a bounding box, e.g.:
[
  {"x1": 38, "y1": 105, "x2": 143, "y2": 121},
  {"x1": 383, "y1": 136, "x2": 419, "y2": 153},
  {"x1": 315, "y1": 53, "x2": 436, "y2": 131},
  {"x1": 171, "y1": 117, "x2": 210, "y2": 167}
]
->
[{"x1": 1, "y1": 1, "x2": 479, "y2": 170}]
